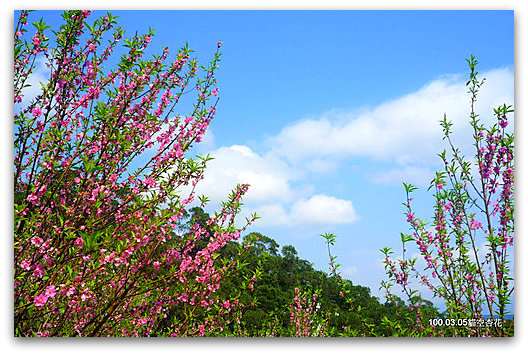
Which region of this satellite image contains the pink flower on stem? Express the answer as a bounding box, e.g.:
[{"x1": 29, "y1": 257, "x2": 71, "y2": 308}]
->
[
  {"x1": 31, "y1": 107, "x2": 42, "y2": 118},
  {"x1": 470, "y1": 218, "x2": 482, "y2": 230},
  {"x1": 143, "y1": 176, "x2": 157, "y2": 188},
  {"x1": 32, "y1": 34, "x2": 41, "y2": 46}
]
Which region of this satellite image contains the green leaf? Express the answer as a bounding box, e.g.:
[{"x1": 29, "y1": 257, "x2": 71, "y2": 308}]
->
[{"x1": 400, "y1": 233, "x2": 414, "y2": 244}]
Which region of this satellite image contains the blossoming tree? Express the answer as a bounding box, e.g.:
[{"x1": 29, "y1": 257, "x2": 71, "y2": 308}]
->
[
  {"x1": 14, "y1": 10, "x2": 255, "y2": 337},
  {"x1": 381, "y1": 56, "x2": 514, "y2": 337}
]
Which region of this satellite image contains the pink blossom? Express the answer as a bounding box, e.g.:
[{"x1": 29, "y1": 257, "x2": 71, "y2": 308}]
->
[
  {"x1": 143, "y1": 176, "x2": 157, "y2": 188},
  {"x1": 31, "y1": 236, "x2": 44, "y2": 246},
  {"x1": 66, "y1": 286, "x2": 75, "y2": 297},
  {"x1": 34, "y1": 293, "x2": 48, "y2": 307},
  {"x1": 32, "y1": 34, "x2": 41, "y2": 46},
  {"x1": 45, "y1": 285, "x2": 56, "y2": 299},
  {"x1": 33, "y1": 264, "x2": 45, "y2": 278},
  {"x1": 20, "y1": 260, "x2": 32, "y2": 271},
  {"x1": 470, "y1": 218, "x2": 482, "y2": 230},
  {"x1": 31, "y1": 107, "x2": 42, "y2": 118},
  {"x1": 74, "y1": 237, "x2": 84, "y2": 248},
  {"x1": 81, "y1": 290, "x2": 92, "y2": 302},
  {"x1": 443, "y1": 201, "x2": 453, "y2": 211}
]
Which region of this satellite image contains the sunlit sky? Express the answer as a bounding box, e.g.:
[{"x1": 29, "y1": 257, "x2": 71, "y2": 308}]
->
[
  {"x1": 12, "y1": 8, "x2": 515, "y2": 312},
  {"x1": 103, "y1": 10, "x2": 514, "y2": 309}
]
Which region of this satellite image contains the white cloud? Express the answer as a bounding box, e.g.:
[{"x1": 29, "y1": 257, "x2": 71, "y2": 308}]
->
[
  {"x1": 341, "y1": 265, "x2": 359, "y2": 279},
  {"x1": 289, "y1": 194, "x2": 359, "y2": 225},
  {"x1": 193, "y1": 145, "x2": 359, "y2": 228},
  {"x1": 369, "y1": 165, "x2": 435, "y2": 187},
  {"x1": 267, "y1": 67, "x2": 514, "y2": 183},
  {"x1": 195, "y1": 128, "x2": 216, "y2": 153},
  {"x1": 254, "y1": 203, "x2": 290, "y2": 227},
  {"x1": 196, "y1": 144, "x2": 297, "y2": 204},
  {"x1": 252, "y1": 194, "x2": 359, "y2": 228},
  {"x1": 303, "y1": 158, "x2": 341, "y2": 174},
  {"x1": 173, "y1": 66, "x2": 513, "y2": 231}
]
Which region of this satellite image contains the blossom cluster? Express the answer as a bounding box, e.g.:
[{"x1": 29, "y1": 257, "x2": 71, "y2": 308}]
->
[{"x1": 288, "y1": 287, "x2": 325, "y2": 337}]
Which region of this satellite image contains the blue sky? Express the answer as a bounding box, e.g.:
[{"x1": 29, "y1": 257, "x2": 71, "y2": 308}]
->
[{"x1": 16, "y1": 10, "x2": 514, "y2": 311}]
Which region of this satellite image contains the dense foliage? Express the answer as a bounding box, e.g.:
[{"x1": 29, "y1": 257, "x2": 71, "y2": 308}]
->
[
  {"x1": 154, "y1": 208, "x2": 442, "y2": 337},
  {"x1": 217, "y1": 230, "x2": 441, "y2": 336}
]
